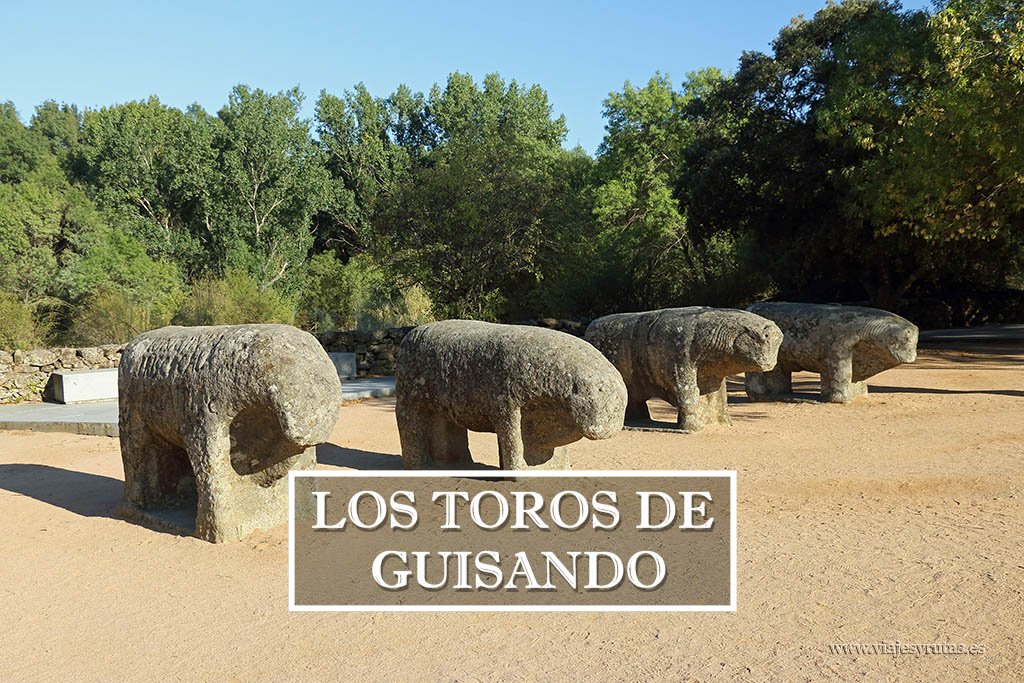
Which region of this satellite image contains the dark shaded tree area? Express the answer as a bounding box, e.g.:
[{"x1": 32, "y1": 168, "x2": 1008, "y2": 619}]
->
[{"x1": 1, "y1": 0, "x2": 1020, "y2": 348}]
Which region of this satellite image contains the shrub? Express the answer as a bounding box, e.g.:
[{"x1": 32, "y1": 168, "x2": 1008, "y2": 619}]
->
[
  {"x1": 69, "y1": 288, "x2": 174, "y2": 345},
  {"x1": 59, "y1": 226, "x2": 184, "y2": 344},
  {"x1": 297, "y1": 253, "x2": 433, "y2": 331},
  {"x1": 174, "y1": 269, "x2": 294, "y2": 326},
  {"x1": 0, "y1": 294, "x2": 50, "y2": 349}
]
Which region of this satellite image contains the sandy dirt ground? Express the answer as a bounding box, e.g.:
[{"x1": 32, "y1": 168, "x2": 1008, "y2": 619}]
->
[{"x1": 1, "y1": 346, "x2": 1022, "y2": 681}]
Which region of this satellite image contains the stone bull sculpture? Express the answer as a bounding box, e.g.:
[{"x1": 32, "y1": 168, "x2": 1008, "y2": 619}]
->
[
  {"x1": 744, "y1": 302, "x2": 918, "y2": 403},
  {"x1": 396, "y1": 320, "x2": 627, "y2": 470},
  {"x1": 585, "y1": 307, "x2": 783, "y2": 432},
  {"x1": 118, "y1": 324, "x2": 343, "y2": 543}
]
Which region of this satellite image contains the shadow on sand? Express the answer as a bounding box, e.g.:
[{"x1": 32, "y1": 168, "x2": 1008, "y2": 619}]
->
[
  {"x1": 0, "y1": 463, "x2": 195, "y2": 537},
  {"x1": 0, "y1": 463, "x2": 122, "y2": 518},
  {"x1": 315, "y1": 443, "x2": 502, "y2": 472},
  {"x1": 316, "y1": 443, "x2": 403, "y2": 470},
  {"x1": 868, "y1": 385, "x2": 1024, "y2": 398}
]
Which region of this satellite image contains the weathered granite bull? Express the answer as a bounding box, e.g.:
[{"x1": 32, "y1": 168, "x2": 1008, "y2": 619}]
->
[
  {"x1": 118, "y1": 324, "x2": 343, "y2": 543},
  {"x1": 395, "y1": 320, "x2": 627, "y2": 470},
  {"x1": 744, "y1": 302, "x2": 918, "y2": 403},
  {"x1": 585, "y1": 307, "x2": 783, "y2": 431}
]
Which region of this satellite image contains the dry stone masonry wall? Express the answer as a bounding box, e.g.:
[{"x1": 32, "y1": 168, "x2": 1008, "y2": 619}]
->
[
  {"x1": 1, "y1": 319, "x2": 590, "y2": 404},
  {"x1": 316, "y1": 319, "x2": 588, "y2": 377},
  {"x1": 0, "y1": 345, "x2": 123, "y2": 403}
]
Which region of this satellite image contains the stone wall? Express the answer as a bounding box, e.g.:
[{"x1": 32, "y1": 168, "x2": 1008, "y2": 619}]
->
[
  {"x1": 316, "y1": 318, "x2": 589, "y2": 377},
  {"x1": 512, "y1": 318, "x2": 589, "y2": 337},
  {"x1": 1, "y1": 319, "x2": 591, "y2": 403},
  {"x1": 316, "y1": 327, "x2": 414, "y2": 376},
  {"x1": 0, "y1": 345, "x2": 123, "y2": 404}
]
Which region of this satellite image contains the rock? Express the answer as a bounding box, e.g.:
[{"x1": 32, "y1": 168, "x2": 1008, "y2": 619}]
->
[
  {"x1": 396, "y1": 320, "x2": 627, "y2": 471},
  {"x1": 11, "y1": 371, "x2": 45, "y2": 389},
  {"x1": 24, "y1": 349, "x2": 57, "y2": 367},
  {"x1": 117, "y1": 324, "x2": 343, "y2": 543},
  {"x1": 586, "y1": 307, "x2": 783, "y2": 432},
  {"x1": 559, "y1": 320, "x2": 586, "y2": 336},
  {"x1": 56, "y1": 348, "x2": 78, "y2": 366},
  {"x1": 78, "y1": 347, "x2": 104, "y2": 364},
  {"x1": 0, "y1": 351, "x2": 12, "y2": 365},
  {"x1": 100, "y1": 344, "x2": 122, "y2": 358},
  {"x1": 744, "y1": 302, "x2": 918, "y2": 403}
]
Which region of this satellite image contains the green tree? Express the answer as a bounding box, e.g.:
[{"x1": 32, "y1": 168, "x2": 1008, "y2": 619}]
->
[
  {"x1": 681, "y1": 0, "x2": 968, "y2": 308},
  {"x1": 0, "y1": 102, "x2": 52, "y2": 184},
  {"x1": 214, "y1": 85, "x2": 330, "y2": 294},
  {"x1": 297, "y1": 251, "x2": 433, "y2": 331},
  {"x1": 314, "y1": 84, "x2": 426, "y2": 256},
  {"x1": 30, "y1": 101, "x2": 83, "y2": 175},
  {"x1": 376, "y1": 72, "x2": 590, "y2": 319},
  {"x1": 79, "y1": 97, "x2": 220, "y2": 277},
  {"x1": 591, "y1": 69, "x2": 759, "y2": 310},
  {"x1": 842, "y1": 0, "x2": 1024, "y2": 295},
  {"x1": 60, "y1": 227, "x2": 182, "y2": 320},
  {"x1": 173, "y1": 269, "x2": 294, "y2": 326}
]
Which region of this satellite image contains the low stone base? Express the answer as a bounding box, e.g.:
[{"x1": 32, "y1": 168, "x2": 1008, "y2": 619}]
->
[
  {"x1": 116, "y1": 500, "x2": 197, "y2": 537},
  {"x1": 622, "y1": 421, "x2": 697, "y2": 434}
]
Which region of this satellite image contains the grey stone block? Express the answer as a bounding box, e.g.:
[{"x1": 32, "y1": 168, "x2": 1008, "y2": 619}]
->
[
  {"x1": 586, "y1": 307, "x2": 783, "y2": 432},
  {"x1": 328, "y1": 352, "x2": 358, "y2": 380},
  {"x1": 396, "y1": 320, "x2": 627, "y2": 471},
  {"x1": 745, "y1": 302, "x2": 918, "y2": 403},
  {"x1": 52, "y1": 367, "x2": 119, "y2": 403},
  {"x1": 117, "y1": 324, "x2": 343, "y2": 543}
]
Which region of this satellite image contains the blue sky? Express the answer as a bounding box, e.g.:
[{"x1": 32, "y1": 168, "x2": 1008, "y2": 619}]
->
[{"x1": 2, "y1": 0, "x2": 931, "y2": 154}]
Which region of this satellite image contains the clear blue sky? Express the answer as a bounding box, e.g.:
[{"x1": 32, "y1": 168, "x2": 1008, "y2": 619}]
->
[{"x1": 2, "y1": 0, "x2": 931, "y2": 154}]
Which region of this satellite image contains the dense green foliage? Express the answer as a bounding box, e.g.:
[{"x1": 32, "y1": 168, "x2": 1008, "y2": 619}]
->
[{"x1": 1, "y1": 0, "x2": 1020, "y2": 348}]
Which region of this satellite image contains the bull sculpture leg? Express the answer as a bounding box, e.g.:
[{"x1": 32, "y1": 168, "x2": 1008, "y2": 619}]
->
[
  {"x1": 625, "y1": 390, "x2": 652, "y2": 422},
  {"x1": 120, "y1": 421, "x2": 193, "y2": 509},
  {"x1": 186, "y1": 423, "x2": 315, "y2": 543},
  {"x1": 745, "y1": 367, "x2": 792, "y2": 400},
  {"x1": 696, "y1": 376, "x2": 732, "y2": 428},
  {"x1": 497, "y1": 407, "x2": 570, "y2": 470},
  {"x1": 494, "y1": 407, "x2": 526, "y2": 470},
  {"x1": 427, "y1": 413, "x2": 472, "y2": 466},
  {"x1": 183, "y1": 425, "x2": 229, "y2": 542},
  {"x1": 820, "y1": 355, "x2": 865, "y2": 403},
  {"x1": 397, "y1": 399, "x2": 472, "y2": 469},
  {"x1": 671, "y1": 366, "x2": 703, "y2": 432}
]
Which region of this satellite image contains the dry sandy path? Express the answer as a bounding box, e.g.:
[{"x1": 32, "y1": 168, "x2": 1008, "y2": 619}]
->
[{"x1": 1, "y1": 347, "x2": 1022, "y2": 681}]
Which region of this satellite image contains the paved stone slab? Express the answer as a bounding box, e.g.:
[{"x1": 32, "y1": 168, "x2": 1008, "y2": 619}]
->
[
  {"x1": 52, "y1": 368, "x2": 119, "y2": 404},
  {"x1": 0, "y1": 377, "x2": 396, "y2": 438},
  {"x1": 919, "y1": 324, "x2": 1024, "y2": 344},
  {"x1": 0, "y1": 401, "x2": 119, "y2": 437}
]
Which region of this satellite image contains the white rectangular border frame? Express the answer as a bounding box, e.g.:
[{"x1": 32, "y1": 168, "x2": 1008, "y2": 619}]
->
[{"x1": 288, "y1": 469, "x2": 737, "y2": 612}]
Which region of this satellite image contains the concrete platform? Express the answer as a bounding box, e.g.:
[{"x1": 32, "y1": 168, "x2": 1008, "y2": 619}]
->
[
  {"x1": 0, "y1": 376, "x2": 396, "y2": 437},
  {"x1": 0, "y1": 401, "x2": 119, "y2": 437}
]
